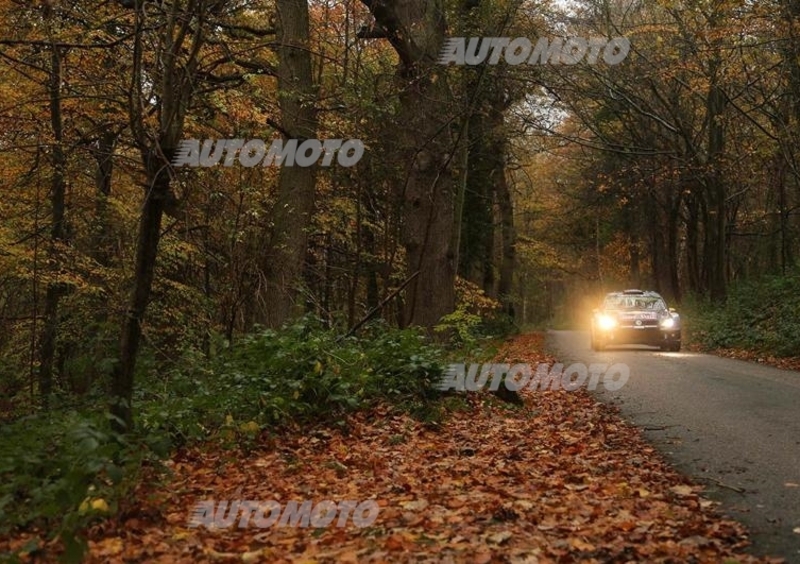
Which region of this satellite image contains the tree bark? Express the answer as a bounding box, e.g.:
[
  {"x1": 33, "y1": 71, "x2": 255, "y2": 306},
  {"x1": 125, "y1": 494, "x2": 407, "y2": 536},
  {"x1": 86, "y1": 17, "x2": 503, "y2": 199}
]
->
[
  {"x1": 111, "y1": 0, "x2": 204, "y2": 432},
  {"x1": 38, "y1": 43, "x2": 68, "y2": 408},
  {"x1": 259, "y1": 0, "x2": 318, "y2": 328},
  {"x1": 111, "y1": 151, "x2": 170, "y2": 431},
  {"x1": 361, "y1": 0, "x2": 460, "y2": 331},
  {"x1": 704, "y1": 55, "x2": 727, "y2": 302},
  {"x1": 496, "y1": 162, "x2": 516, "y2": 318}
]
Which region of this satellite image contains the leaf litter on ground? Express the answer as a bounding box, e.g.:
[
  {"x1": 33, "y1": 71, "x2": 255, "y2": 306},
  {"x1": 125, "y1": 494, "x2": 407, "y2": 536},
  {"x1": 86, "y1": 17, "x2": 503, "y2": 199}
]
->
[{"x1": 2, "y1": 333, "x2": 785, "y2": 563}]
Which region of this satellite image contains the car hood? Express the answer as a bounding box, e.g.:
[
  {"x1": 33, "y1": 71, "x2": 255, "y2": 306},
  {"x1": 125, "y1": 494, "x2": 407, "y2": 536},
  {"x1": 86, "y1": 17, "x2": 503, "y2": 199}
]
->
[{"x1": 603, "y1": 309, "x2": 667, "y2": 319}]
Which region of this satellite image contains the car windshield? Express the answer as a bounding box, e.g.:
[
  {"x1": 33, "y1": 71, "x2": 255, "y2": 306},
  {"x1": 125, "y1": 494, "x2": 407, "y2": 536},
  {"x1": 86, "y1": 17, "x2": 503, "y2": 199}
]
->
[{"x1": 604, "y1": 295, "x2": 666, "y2": 311}]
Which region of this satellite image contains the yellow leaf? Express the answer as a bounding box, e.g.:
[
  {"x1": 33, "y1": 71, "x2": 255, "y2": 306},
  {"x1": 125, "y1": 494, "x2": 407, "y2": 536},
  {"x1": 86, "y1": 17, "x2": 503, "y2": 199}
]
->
[
  {"x1": 243, "y1": 550, "x2": 271, "y2": 563},
  {"x1": 91, "y1": 498, "x2": 110, "y2": 512},
  {"x1": 240, "y1": 421, "x2": 260, "y2": 434},
  {"x1": 80, "y1": 497, "x2": 110, "y2": 514}
]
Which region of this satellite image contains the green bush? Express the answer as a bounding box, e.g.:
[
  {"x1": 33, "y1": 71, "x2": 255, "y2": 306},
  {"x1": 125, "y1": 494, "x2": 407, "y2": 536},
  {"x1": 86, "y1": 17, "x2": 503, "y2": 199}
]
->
[
  {"x1": 0, "y1": 410, "x2": 155, "y2": 562},
  {"x1": 1, "y1": 316, "x2": 454, "y2": 562},
  {"x1": 685, "y1": 271, "x2": 800, "y2": 357},
  {"x1": 136, "y1": 317, "x2": 447, "y2": 442}
]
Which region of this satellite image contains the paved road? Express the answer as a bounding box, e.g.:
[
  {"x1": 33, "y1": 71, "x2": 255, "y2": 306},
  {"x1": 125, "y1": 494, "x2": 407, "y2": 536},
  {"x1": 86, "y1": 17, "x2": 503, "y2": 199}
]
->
[{"x1": 546, "y1": 330, "x2": 800, "y2": 562}]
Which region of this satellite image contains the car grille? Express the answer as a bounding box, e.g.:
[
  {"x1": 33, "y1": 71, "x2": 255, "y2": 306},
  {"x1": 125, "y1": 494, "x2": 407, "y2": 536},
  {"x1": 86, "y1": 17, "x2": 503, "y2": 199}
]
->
[
  {"x1": 617, "y1": 312, "x2": 659, "y2": 327},
  {"x1": 620, "y1": 319, "x2": 658, "y2": 327}
]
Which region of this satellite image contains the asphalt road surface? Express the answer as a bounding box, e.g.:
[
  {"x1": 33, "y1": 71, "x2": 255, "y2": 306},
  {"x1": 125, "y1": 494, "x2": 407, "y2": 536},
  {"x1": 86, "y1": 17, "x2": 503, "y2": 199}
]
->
[{"x1": 546, "y1": 330, "x2": 800, "y2": 562}]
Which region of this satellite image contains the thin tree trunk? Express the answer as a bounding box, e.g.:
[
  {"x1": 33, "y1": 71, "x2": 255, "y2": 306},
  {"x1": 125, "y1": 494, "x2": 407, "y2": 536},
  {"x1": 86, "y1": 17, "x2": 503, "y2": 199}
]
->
[
  {"x1": 685, "y1": 191, "x2": 702, "y2": 294},
  {"x1": 39, "y1": 44, "x2": 68, "y2": 408},
  {"x1": 705, "y1": 57, "x2": 727, "y2": 301},
  {"x1": 90, "y1": 129, "x2": 117, "y2": 267},
  {"x1": 111, "y1": 156, "x2": 169, "y2": 431},
  {"x1": 496, "y1": 165, "x2": 515, "y2": 318},
  {"x1": 111, "y1": 0, "x2": 203, "y2": 432},
  {"x1": 667, "y1": 189, "x2": 682, "y2": 302}
]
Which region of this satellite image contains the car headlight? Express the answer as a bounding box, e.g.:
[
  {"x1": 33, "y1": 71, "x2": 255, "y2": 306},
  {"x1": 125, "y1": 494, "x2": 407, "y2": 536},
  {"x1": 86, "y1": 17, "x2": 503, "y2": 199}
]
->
[
  {"x1": 597, "y1": 314, "x2": 617, "y2": 331},
  {"x1": 660, "y1": 317, "x2": 675, "y2": 329}
]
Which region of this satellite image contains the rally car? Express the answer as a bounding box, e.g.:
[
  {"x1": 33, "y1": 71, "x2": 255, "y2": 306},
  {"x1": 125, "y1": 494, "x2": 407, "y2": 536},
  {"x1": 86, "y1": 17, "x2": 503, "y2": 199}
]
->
[{"x1": 591, "y1": 289, "x2": 681, "y2": 351}]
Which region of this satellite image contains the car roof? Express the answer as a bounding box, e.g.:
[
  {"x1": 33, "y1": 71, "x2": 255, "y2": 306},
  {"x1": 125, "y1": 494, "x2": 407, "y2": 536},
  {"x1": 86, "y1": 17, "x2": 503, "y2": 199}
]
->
[{"x1": 604, "y1": 290, "x2": 664, "y2": 299}]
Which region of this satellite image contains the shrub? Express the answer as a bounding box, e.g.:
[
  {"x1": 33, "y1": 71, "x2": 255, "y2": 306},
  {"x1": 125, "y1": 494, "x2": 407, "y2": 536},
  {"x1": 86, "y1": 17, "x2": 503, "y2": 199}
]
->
[
  {"x1": 0, "y1": 410, "x2": 155, "y2": 563},
  {"x1": 685, "y1": 271, "x2": 800, "y2": 357}
]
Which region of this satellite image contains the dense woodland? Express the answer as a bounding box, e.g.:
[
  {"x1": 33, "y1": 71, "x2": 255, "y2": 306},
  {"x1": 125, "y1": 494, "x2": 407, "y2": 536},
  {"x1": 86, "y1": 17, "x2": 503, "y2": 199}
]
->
[
  {"x1": 2, "y1": 0, "x2": 800, "y2": 423},
  {"x1": 4, "y1": 2, "x2": 800, "y2": 559}
]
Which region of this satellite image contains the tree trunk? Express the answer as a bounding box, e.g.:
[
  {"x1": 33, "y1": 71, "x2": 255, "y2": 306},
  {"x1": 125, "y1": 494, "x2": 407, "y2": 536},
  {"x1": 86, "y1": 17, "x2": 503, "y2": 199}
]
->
[
  {"x1": 259, "y1": 0, "x2": 318, "y2": 328},
  {"x1": 111, "y1": 152, "x2": 170, "y2": 431},
  {"x1": 38, "y1": 44, "x2": 67, "y2": 408},
  {"x1": 685, "y1": 190, "x2": 702, "y2": 295},
  {"x1": 666, "y1": 189, "x2": 682, "y2": 302},
  {"x1": 110, "y1": 0, "x2": 204, "y2": 432},
  {"x1": 496, "y1": 163, "x2": 515, "y2": 318},
  {"x1": 705, "y1": 57, "x2": 727, "y2": 302},
  {"x1": 361, "y1": 0, "x2": 461, "y2": 331}
]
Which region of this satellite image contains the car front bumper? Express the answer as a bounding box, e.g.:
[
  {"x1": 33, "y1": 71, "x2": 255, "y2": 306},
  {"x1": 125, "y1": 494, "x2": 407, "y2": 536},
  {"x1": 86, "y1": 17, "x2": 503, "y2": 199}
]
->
[{"x1": 598, "y1": 326, "x2": 681, "y2": 346}]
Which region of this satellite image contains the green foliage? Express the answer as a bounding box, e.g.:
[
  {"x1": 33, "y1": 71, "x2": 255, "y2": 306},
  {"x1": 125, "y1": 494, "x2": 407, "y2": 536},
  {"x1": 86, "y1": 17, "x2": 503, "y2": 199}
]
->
[
  {"x1": 686, "y1": 271, "x2": 800, "y2": 357},
  {"x1": 0, "y1": 411, "x2": 154, "y2": 563},
  {"x1": 0, "y1": 317, "x2": 455, "y2": 561},
  {"x1": 435, "y1": 277, "x2": 514, "y2": 347},
  {"x1": 435, "y1": 304, "x2": 483, "y2": 347},
  {"x1": 136, "y1": 316, "x2": 447, "y2": 444}
]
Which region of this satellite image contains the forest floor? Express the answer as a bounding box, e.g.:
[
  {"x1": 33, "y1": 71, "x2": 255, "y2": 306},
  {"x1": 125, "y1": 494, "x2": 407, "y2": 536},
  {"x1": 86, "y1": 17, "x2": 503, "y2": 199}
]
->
[
  {"x1": 685, "y1": 342, "x2": 800, "y2": 373},
  {"x1": 3, "y1": 333, "x2": 785, "y2": 563}
]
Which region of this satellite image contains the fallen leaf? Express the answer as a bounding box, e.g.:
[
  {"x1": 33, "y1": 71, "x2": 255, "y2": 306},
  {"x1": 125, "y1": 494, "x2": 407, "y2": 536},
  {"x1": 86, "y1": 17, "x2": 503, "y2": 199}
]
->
[
  {"x1": 488, "y1": 531, "x2": 512, "y2": 545},
  {"x1": 670, "y1": 485, "x2": 694, "y2": 497},
  {"x1": 569, "y1": 537, "x2": 595, "y2": 551}
]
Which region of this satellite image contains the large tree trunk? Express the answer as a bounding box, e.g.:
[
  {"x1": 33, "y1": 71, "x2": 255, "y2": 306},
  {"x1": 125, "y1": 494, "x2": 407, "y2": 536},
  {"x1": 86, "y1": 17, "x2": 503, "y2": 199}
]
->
[
  {"x1": 666, "y1": 188, "x2": 682, "y2": 302},
  {"x1": 459, "y1": 111, "x2": 493, "y2": 288},
  {"x1": 361, "y1": 0, "x2": 460, "y2": 331},
  {"x1": 685, "y1": 190, "x2": 703, "y2": 295},
  {"x1": 259, "y1": 0, "x2": 318, "y2": 328}
]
